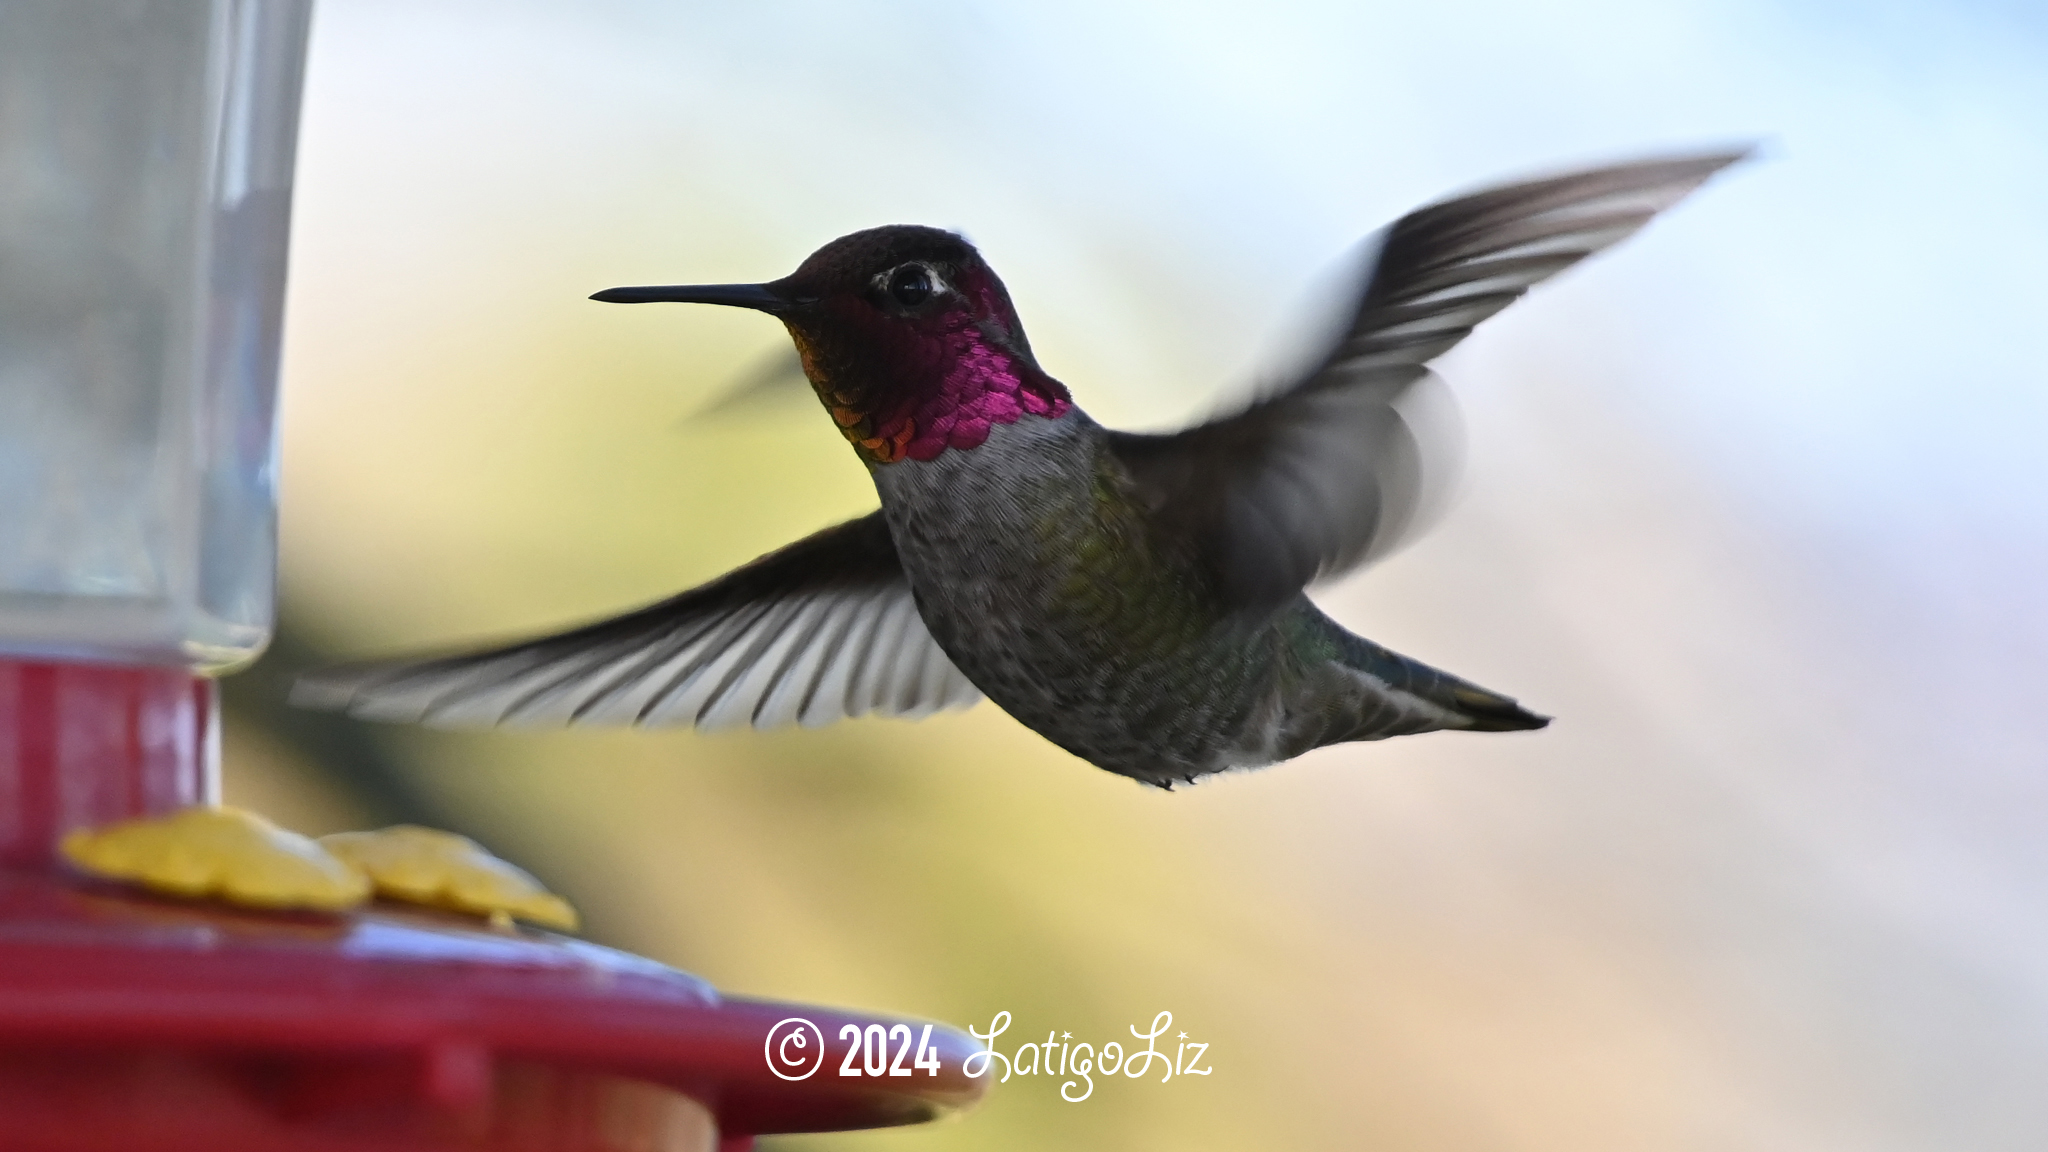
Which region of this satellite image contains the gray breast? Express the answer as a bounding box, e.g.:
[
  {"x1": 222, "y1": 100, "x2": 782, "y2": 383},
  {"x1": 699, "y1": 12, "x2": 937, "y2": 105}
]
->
[
  {"x1": 871, "y1": 414, "x2": 1288, "y2": 780},
  {"x1": 871, "y1": 413, "x2": 1101, "y2": 665}
]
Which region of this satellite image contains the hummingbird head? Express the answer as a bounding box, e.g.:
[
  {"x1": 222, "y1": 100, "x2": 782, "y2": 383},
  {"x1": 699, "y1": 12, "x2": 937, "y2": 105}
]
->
[{"x1": 594, "y1": 225, "x2": 1071, "y2": 463}]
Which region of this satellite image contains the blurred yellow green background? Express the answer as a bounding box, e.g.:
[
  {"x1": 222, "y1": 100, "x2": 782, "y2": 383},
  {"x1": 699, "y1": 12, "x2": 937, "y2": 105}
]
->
[{"x1": 225, "y1": 2, "x2": 2048, "y2": 1149}]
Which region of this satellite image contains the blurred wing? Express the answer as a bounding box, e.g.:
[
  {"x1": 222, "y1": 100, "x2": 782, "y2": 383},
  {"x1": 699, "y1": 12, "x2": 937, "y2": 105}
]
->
[
  {"x1": 1110, "y1": 149, "x2": 1748, "y2": 611},
  {"x1": 686, "y1": 345, "x2": 813, "y2": 421},
  {"x1": 291, "y1": 513, "x2": 981, "y2": 730}
]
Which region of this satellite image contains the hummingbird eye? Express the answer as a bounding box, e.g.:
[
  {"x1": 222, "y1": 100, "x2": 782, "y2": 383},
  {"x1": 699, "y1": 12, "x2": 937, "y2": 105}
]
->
[{"x1": 886, "y1": 264, "x2": 935, "y2": 307}]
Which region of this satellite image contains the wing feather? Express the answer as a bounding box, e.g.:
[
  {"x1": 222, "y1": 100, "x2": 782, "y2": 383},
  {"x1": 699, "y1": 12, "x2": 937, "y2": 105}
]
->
[
  {"x1": 292, "y1": 512, "x2": 982, "y2": 730},
  {"x1": 798, "y1": 596, "x2": 880, "y2": 726},
  {"x1": 1109, "y1": 149, "x2": 1748, "y2": 611}
]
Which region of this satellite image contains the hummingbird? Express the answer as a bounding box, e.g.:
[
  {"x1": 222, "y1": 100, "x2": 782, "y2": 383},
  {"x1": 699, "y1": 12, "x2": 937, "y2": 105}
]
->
[{"x1": 297, "y1": 151, "x2": 1745, "y2": 787}]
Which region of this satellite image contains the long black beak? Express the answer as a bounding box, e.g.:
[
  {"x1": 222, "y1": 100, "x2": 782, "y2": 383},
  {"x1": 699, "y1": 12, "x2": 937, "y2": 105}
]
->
[{"x1": 589, "y1": 282, "x2": 796, "y2": 313}]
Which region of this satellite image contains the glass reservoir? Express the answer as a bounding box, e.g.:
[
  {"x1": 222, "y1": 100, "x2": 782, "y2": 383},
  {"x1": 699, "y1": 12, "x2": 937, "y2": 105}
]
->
[{"x1": 0, "y1": 0, "x2": 312, "y2": 673}]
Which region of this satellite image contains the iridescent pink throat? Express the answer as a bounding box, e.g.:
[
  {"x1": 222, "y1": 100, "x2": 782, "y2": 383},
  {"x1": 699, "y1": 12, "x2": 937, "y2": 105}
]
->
[{"x1": 799, "y1": 323, "x2": 1072, "y2": 465}]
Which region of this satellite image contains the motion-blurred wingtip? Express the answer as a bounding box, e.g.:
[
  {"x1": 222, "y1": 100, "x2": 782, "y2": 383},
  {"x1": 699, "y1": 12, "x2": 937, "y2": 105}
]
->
[{"x1": 286, "y1": 672, "x2": 354, "y2": 713}]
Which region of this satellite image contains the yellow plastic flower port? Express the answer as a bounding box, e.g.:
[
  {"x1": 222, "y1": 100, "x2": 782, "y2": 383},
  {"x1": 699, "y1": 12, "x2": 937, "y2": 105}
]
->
[
  {"x1": 61, "y1": 806, "x2": 371, "y2": 912},
  {"x1": 320, "y1": 826, "x2": 579, "y2": 931}
]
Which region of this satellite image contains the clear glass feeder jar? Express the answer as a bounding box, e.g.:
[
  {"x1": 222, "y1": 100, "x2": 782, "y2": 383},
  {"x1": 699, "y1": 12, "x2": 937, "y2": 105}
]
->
[{"x1": 0, "y1": 0, "x2": 313, "y2": 674}]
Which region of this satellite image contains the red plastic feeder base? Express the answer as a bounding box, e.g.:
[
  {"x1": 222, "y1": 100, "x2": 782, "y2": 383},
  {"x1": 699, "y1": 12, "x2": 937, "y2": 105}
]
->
[{"x1": 0, "y1": 659, "x2": 985, "y2": 1150}]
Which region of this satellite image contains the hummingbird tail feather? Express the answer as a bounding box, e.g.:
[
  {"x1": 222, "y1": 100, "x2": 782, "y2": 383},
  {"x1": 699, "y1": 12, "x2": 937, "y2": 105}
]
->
[{"x1": 1328, "y1": 626, "x2": 1550, "y2": 736}]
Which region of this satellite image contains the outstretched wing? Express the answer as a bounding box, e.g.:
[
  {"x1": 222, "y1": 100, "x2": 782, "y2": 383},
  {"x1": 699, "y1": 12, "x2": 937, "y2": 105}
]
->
[
  {"x1": 292, "y1": 512, "x2": 981, "y2": 730},
  {"x1": 1110, "y1": 150, "x2": 1748, "y2": 611}
]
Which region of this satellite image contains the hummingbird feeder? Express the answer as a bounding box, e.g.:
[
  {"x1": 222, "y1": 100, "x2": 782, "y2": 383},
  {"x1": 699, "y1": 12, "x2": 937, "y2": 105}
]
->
[{"x1": 0, "y1": 4, "x2": 982, "y2": 1148}]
